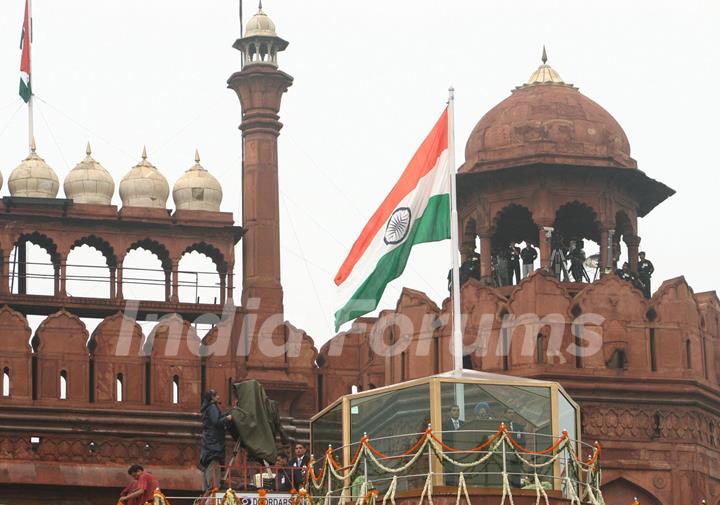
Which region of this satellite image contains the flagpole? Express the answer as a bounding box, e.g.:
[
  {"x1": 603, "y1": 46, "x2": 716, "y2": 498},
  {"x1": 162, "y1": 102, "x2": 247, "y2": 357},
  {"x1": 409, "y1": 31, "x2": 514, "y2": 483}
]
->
[
  {"x1": 448, "y1": 87, "x2": 463, "y2": 373},
  {"x1": 27, "y1": 0, "x2": 34, "y2": 151}
]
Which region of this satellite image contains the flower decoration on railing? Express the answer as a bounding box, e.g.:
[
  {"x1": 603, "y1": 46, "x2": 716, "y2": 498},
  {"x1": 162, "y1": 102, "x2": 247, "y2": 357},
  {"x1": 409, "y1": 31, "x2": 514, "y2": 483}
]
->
[
  {"x1": 303, "y1": 423, "x2": 604, "y2": 505},
  {"x1": 220, "y1": 488, "x2": 241, "y2": 505},
  {"x1": 152, "y1": 488, "x2": 171, "y2": 505}
]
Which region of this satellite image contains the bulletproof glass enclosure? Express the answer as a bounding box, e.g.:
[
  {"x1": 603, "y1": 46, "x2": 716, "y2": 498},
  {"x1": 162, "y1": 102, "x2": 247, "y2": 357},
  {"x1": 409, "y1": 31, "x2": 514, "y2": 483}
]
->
[{"x1": 310, "y1": 370, "x2": 581, "y2": 494}]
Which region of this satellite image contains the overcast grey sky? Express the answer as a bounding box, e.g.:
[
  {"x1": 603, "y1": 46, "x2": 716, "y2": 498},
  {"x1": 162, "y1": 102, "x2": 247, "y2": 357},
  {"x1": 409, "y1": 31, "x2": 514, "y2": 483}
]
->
[{"x1": 0, "y1": 0, "x2": 718, "y2": 347}]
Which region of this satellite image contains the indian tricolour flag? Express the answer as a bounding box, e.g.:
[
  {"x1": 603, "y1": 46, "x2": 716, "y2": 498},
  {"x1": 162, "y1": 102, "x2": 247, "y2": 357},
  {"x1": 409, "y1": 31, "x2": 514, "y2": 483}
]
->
[
  {"x1": 334, "y1": 109, "x2": 451, "y2": 330},
  {"x1": 19, "y1": 0, "x2": 32, "y2": 103}
]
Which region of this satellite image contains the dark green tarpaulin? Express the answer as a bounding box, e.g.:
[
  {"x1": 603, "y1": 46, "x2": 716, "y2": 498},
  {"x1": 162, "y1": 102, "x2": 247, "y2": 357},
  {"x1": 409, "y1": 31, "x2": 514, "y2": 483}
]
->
[{"x1": 230, "y1": 380, "x2": 287, "y2": 464}]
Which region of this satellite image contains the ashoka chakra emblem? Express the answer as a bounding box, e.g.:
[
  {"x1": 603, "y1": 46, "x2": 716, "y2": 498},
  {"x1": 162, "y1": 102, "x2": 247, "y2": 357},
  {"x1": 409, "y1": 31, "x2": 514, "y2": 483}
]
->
[{"x1": 384, "y1": 207, "x2": 411, "y2": 245}]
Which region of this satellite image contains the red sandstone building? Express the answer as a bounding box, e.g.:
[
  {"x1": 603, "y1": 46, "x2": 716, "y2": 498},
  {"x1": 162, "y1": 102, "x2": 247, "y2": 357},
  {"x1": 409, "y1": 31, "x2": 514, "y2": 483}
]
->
[{"x1": 0, "y1": 5, "x2": 717, "y2": 505}]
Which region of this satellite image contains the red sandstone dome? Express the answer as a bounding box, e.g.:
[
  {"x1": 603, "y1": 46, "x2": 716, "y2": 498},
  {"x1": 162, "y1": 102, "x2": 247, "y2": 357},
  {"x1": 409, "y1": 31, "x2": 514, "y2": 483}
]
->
[{"x1": 460, "y1": 58, "x2": 637, "y2": 174}]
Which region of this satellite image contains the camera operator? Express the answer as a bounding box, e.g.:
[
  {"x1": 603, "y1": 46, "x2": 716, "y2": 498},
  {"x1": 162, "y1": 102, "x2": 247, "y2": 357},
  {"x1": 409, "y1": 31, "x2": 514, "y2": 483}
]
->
[{"x1": 569, "y1": 239, "x2": 587, "y2": 282}]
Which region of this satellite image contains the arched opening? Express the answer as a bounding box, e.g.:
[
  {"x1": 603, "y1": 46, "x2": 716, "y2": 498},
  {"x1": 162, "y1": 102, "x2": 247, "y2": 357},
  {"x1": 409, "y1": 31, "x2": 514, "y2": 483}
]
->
[
  {"x1": 607, "y1": 349, "x2": 627, "y2": 370},
  {"x1": 123, "y1": 240, "x2": 171, "y2": 302},
  {"x1": 178, "y1": 244, "x2": 226, "y2": 305},
  {"x1": 116, "y1": 373, "x2": 124, "y2": 402},
  {"x1": 536, "y1": 334, "x2": 546, "y2": 364},
  {"x1": 172, "y1": 375, "x2": 180, "y2": 404},
  {"x1": 685, "y1": 339, "x2": 692, "y2": 369},
  {"x1": 59, "y1": 370, "x2": 68, "y2": 400},
  {"x1": 10, "y1": 233, "x2": 59, "y2": 296},
  {"x1": 491, "y1": 205, "x2": 538, "y2": 287},
  {"x1": 2, "y1": 367, "x2": 10, "y2": 397},
  {"x1": 66, "y1": 238, "x2": 115, "y2": 298},
  {"x1": 552, "y1": 202, "x2": 601, "y2": 283},
  {"x1": 601, "y1": 478, "x2": 662, "y2": 505}
]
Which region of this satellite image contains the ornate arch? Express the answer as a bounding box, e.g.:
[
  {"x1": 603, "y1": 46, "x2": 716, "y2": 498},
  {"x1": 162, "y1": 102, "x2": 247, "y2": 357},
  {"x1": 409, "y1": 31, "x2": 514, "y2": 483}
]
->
[
  {"x1": 13, "y1": 231, "x2": 60, "y2": 263},
  {"x1": 125, "y1": 238, "x2": 172, "y2": 271},
  {"x1": 69, "y1": 235, "x2": 117, "y2": 268},
  {"x1": 490, "y1": 203, "x2": 539, "y2": 248},
  {"x1": 553, "y1": 200, "x2": 601, "y2": 243},
  {"x1": 180, "y1": 242, "x2": 227, "y2": 273}
]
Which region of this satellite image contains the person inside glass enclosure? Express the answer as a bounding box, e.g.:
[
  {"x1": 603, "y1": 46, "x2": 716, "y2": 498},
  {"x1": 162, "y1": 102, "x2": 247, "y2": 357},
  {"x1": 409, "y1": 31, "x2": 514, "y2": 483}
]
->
[
  {"x1": 442, "y1": 404, "x2": 464, "y2": 432},
  {"x1": 473, "y1": 401, "x2": 493, "y2": 420}
]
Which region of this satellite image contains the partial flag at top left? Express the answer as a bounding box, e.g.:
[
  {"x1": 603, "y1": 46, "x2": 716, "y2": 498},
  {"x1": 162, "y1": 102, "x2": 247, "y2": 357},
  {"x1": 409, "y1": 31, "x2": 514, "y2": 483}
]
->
[{"x1": 19, "y1": 0, "x2": 31, "y2": 103}]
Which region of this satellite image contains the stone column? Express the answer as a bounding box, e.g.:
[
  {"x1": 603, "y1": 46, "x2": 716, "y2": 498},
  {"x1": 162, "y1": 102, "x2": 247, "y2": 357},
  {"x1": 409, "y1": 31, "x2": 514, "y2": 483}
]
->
[
  {"x1": 228, "y1": 64, "x2": 292, "y2": 318},
  {"x1": 227, "y1": 264, "x2": 234, "y2": 303},
  {"x1": 479, "y1": 233, "x2": 492, "y2": 281},
  {"x1": 109, "y1": 267, "x2": 116, "y2": 299},
  {"x1": 116, "y1": 260, "x2": 124, "y2": 300},
  {"x1": 599, "y1": 229, "x2": 609, "y2": 277},
  {"x1": 538, "y1": 226, "x2": 553, "y2": 271},
  {"x1": 0, "y1": 254, "x2": 9, "y2": 295},
  {"x1": 17, "y1": 240, "x2": 27, "y2": 295},
  {"x1": 58, "y1": 257, "x2": 67, "y2": 297},
  {"x1": 170, "y1": 260, "x2": 179, "y2": 303},
  {"x1": 626, "y1": 235, "x2": 641, "y2": 273},
  {"x1": 219, "y1": 273, "x2": 227, "y2": 305},
  {"x1": 459, "y1": 218, "x2": 477, "y2": 263}
]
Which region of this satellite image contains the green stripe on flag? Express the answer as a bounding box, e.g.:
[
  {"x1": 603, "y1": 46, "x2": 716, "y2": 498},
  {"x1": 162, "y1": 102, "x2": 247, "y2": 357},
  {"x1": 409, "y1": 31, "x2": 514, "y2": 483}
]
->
[
  {"x1": 334, "y1": 193, "x2": 450, "y2": 330},
  {"x1": 19, "y1": 77, "x2": 31, "y2": 103}
]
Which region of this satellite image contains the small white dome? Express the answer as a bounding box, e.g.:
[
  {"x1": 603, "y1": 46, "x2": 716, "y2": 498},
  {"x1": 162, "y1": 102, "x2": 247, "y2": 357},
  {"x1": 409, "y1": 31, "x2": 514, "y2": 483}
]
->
[
  {"x1": 8, "y1": 141, "x2": 59, "y2": 198},
  {"x1": 119, "y1": 147, "x2": 169, "y2": 209},
  {"x1": 173, "y1": 150, "x2": 222, "y2": 212},
  {"x1": 245, "y1": 7, "x2": 276, "y2": 37},
  {"x1": 64, "y1": 143, "x2": 115, "y2": 205}
]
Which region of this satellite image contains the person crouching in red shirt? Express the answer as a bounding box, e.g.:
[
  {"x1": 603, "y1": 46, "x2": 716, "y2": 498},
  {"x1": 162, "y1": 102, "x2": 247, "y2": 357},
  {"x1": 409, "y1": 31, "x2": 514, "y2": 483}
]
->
[{"x1": 119, "y1": 464, "x2": 159, "y2": 505}]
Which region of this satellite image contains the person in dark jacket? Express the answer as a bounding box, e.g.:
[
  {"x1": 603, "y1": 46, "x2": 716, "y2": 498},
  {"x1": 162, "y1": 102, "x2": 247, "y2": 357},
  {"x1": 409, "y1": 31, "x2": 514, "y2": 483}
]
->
[
  {"x1": 520, "y1": 244, "x2": 537, "y2": 278},
  {"x1": 638, "y1": 251, "x2": 654, "y2": 299},
  {"x1": 200, "y1": 389, "x2": 232, "y2": 492},
  {"x1": 275, "y1": 452, "x2": 302, "y2": 491},
  {"x1": 509, "y1": 245, "x2": 521, "y2": 284}
]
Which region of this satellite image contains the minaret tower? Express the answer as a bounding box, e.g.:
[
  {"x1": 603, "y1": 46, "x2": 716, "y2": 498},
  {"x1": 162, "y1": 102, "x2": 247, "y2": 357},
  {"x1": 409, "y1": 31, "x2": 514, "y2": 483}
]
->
[{"x1": 228, "y1": 3, "x2": 292, "y2": 318}]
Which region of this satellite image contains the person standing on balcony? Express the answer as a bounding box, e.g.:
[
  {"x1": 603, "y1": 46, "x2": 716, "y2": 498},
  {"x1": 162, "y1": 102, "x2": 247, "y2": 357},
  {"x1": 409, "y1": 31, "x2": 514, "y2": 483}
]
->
[
  {"x1": 520, "y1": 244, "x2": 537, "y2": 278},
  {"x1": 638, "y1": 252, "x2": 654, "y2": 299}
]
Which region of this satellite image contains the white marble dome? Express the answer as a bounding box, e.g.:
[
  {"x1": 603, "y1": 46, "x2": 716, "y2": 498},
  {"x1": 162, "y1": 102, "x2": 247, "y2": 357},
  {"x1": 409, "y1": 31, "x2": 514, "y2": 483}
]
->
[
  {"x1": 245, "y1": 7, "x2": 276, "y2": 37},
  {"x1": 173, "y1": 150, "x2": 222, "y2": 212},
  {"x1": 8, "y1": 141, "x2": 59, "y2": 198},
  {"x1": 64, "y1": 143, "x2": 115, "y2": 205},
  {"x1": 119, "y1": 147, "x2": 169, "y2": 209}
]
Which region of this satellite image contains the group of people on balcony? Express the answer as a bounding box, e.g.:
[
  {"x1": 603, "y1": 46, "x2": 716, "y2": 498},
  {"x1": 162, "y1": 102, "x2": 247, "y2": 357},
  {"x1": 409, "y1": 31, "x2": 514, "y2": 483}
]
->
[
  {"x1": 450, "y1": 234, "x2": 655, "y2": 298},
  {"x1": 616, "y1": 251, "x2": 654, "y2": 299}
]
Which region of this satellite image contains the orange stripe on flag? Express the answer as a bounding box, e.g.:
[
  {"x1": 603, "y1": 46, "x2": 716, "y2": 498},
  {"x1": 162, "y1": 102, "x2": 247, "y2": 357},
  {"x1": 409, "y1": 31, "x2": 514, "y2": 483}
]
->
[{"x1": 334, "y1": 108, "x2": 448, "y2": 286}]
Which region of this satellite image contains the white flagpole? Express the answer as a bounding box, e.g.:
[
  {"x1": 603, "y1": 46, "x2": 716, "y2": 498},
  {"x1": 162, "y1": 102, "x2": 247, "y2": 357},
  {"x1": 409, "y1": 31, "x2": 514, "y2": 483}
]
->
[
  {"x1": 448, "y1": 87, "x2": 463, "y2": 373},
  {"x1": 27, "y1": 0, "x2": 34, "y2": 151}
]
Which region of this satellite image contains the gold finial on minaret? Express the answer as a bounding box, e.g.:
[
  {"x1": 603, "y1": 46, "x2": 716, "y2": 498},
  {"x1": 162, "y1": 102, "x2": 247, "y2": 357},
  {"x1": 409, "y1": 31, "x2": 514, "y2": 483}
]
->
[{"x1": 542, "y1": 45, "x2": 548, "y2": 64}]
